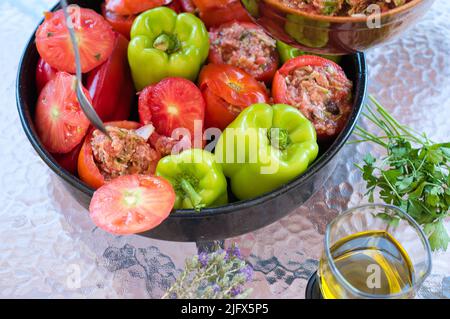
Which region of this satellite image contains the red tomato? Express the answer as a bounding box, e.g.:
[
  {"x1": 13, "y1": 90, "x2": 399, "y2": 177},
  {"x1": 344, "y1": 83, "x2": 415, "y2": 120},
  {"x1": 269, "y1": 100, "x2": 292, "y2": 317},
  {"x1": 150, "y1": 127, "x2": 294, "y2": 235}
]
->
[
  {"x1": 272, "y1": 55, "x2": 353, "y2": 140},
  {"x1": 89, "y1": 174, "x2": 175, "y2": 235},
  {"x1": 105, "y1": 0, "x2": 170, "y2": 15},
  {"x1": 101, "y1": 4, "x2": 135, "y2": 39},
  {"x1": 52, "y1": 142, "x2": 83, "y2": 175},
  {"x1": 85, "y1": 33, "x2": 134, "y2": 122},
  {"x1": 193, "y1": 0, "x2": 251, "y2": 28},
  {"x1": 167, "y1": 0, "x2": 183, "y2": 13},
  {"x1": 208, "y1": 22, "x2": 279, "y2": 84},
  {"x1": 198, "y1": 64, "x2": 269, "y2": 130},
  {"x1": 36, "y1": 58, "x2": 58, "y2": 93},
  {"x1": 138, "y1": 78, "x2": 205, "y2": 147},
  {"x1": 78, "y1": 121, "x2": 152, "y2": 190},
  {"x1": 35, "y1": 72, "x2": 90, "y2": 154},
  {"x1": 35, "y1": 9, "x2": 115, "y2": 73},
  {"x1": 177, "y1": 0, "x2": 197, "y2": 12}
]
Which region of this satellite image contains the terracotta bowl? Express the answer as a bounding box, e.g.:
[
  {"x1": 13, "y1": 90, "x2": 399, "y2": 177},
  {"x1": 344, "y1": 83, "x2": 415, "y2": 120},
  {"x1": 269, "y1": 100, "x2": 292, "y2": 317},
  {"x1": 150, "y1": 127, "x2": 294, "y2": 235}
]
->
[{"x1": 241, "y1": 0, "x2": 435, "y2": 55}]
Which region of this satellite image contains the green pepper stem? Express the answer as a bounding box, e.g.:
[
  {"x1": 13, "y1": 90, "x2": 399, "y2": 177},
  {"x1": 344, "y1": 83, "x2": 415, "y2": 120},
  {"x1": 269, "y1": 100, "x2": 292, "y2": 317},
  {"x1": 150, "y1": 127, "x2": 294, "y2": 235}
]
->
[
  {"x1": 153, "y1": 34, "x2": 180, "y2": 54},
  {"x1": 153, "y1": 34, "x2": 171, "y2": 51},
  {"x1": 268, "y1": 128, "x2": 291, "y2": 151},
  {"x1": 180, "y1": 178, "x2": 205, "y2": 211}
]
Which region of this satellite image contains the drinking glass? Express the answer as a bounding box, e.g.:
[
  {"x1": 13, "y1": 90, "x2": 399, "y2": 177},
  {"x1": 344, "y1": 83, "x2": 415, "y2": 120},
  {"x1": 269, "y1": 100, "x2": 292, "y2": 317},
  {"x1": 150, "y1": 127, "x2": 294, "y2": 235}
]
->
[{"x1": 318, "y1": 204, "x2": 432, "y2": 299}]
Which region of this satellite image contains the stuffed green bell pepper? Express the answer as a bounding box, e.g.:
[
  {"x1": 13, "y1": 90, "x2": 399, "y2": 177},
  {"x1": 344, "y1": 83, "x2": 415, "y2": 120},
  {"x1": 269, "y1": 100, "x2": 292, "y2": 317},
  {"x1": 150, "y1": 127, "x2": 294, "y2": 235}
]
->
[
  {"x1": 156, "y1": 149, "x2": 228, "y2": 210},
  {"x1": 215, "y1": 103, "x2": 319, "y2": 200},
  {"x1": 128, "y1": 7, "x2": 209, "y2": 90}
]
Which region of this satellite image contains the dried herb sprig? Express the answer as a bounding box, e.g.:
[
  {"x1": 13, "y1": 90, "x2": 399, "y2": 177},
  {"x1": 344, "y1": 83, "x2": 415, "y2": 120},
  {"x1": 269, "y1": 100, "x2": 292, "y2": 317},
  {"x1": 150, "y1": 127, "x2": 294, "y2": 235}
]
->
[
  {"x1": 162, "y1": 244, "x2": 253, "y2": 299},
  {"x1": 352, "y1": 95, "x2": 450, "y2": 251}
]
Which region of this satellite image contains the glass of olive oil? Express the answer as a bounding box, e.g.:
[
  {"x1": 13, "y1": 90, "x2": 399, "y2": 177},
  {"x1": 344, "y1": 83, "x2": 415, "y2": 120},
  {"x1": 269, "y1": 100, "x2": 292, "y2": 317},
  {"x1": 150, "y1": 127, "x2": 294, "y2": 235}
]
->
[{"x1": 318, "y1": 204, "x2": 432, "y2": 299}]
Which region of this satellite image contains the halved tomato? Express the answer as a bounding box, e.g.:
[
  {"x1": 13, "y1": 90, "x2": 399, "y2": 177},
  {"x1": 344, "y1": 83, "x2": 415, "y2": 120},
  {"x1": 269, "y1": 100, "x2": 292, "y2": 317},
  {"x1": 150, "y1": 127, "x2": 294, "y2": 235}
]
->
[
  {"x1": 193, "y1": 0, "x2": 251, "y2": 28},
  {"x1": 105, "y1": 0, "x2": 171, "y2": 15},
  {"x1": 89, "y1": 174, "x2": 175, "y2": 235},
  {"x1": 138, "y1": 77, "x2": 205, "y2": 147},
  {"x1": 101, "y1": 4, "x2": 136, "y2": 39},
  {"x1": 86, "y1": 33, "x2": 134, "y2": 122},
  {"x1": 35, "y1": 72, "x2": 90, "y2": 154},
  {"x1": 78, "y1": 121, "x2": 144, "y2": 190},
  {"x1": 198, "y1": 64, "x2": 269, "y2": 130},
  {"x1": 35, "y1": 8, "x2": 115, "y2": 73},
  {"x1": 36, "y1": 57, "x2": 58, "y2": 93}
]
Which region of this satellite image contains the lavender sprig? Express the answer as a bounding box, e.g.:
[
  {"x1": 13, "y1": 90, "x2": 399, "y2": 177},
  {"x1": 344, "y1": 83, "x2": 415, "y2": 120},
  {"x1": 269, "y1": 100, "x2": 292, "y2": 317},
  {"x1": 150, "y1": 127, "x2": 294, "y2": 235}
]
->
[{"x1": 162, "y1": 244, "x2": 253, "y2": 299}]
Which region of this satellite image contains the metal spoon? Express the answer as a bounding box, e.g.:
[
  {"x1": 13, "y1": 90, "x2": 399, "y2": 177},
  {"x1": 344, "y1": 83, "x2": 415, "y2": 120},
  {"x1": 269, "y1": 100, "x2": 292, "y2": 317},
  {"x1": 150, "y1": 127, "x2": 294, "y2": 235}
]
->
[{"x1": 60, "y1": 0, "x2": 111, "y2": 138}]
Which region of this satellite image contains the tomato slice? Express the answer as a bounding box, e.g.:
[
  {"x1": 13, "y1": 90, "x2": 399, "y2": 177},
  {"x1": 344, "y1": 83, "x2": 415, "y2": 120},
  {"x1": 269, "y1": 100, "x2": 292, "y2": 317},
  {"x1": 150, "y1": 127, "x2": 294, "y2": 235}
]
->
[
  {"x1": 89, "y1": 174, "x2": 175, "y2": 235},
  {"x1": 198, "y1": 64, "x2": 269, "y2": 130},
  {"x1": 101, "y1": 4, "x2": 136, "y2": 39},
  {"x1": 78, "y1": 121, "x2": 149, "y2": 190},
  {"x1": 193, "y1": 0, "x2": 251, "y2": 28},
  {"x1": 105, "y1": 0, "x2": 171, "y2": 15},
  {"x1": 35, "y1": 9, "x2": 115, "y2": 73},
  {"x1": 86, "y1": 33, "x2": 133, "y2": 122},
  {"x1": 35, "y1": 72, "x2": 90, "y2": 154},
  {"x1": 208, "y1": 22, "x2": 279, "y2": 83},
  {"x1": 138, "y1": 77, "x2": 205, "y2": 146},
  {"x1": 36, "y1": 57, "x2": 58, "y2": 93}
]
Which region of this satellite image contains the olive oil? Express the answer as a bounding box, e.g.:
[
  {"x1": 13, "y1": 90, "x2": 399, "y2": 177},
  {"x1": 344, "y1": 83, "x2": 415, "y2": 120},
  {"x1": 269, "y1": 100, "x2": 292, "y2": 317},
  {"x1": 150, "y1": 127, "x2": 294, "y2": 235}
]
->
[{"x1": 319, "y1": 231, "x2": 415, "y2": 299}]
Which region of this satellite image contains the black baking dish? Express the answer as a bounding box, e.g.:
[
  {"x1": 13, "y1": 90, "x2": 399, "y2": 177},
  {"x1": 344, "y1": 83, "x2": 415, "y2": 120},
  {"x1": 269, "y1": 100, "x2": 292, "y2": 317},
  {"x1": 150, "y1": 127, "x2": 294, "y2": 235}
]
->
[{"x1": 16, "y1": 0, "x2": 367, "y2": 242}]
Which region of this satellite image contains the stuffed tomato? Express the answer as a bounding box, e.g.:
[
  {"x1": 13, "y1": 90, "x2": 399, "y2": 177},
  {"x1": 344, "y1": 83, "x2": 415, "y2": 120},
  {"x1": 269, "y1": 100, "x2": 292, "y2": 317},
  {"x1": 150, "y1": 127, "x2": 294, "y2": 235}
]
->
[
  {"x1": 209, "y1": 21, "x2": 279, "y2": 84},
  {"x1": 78, "y1": 121, "x2": 160, "y2": 189},
  {"x1": 272, "y1": 55, "x2": 353, "y2": 140},
  {"x1": 104, "y1": 0, "x2": 171, "y2": 15},
  {"x1": 192, "y1": 0, "x2": 251, "y2": 28},
  {"x1": 198, "y1": 64, "x2": 269, "y2": 130}
]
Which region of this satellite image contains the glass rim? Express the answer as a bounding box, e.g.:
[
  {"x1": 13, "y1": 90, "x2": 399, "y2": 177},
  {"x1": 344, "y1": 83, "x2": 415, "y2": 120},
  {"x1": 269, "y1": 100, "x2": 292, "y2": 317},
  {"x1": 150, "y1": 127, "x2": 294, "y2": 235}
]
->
[{"x1": 324, "y1": 203, "x2": 432, "y2": 299}]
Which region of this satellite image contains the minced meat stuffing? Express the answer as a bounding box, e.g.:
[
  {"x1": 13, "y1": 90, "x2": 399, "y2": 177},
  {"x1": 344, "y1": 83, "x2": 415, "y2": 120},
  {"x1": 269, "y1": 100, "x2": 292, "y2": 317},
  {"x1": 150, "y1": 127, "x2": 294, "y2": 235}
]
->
[
  {"x1": 284, "y1": 64, "x2": 353, "y2": 137},
  {"x1": 91, "y1": 126, "x2": 159, "y2": 180},
  {"x1": 210, "y1": 22, "x2": 277, "y2": 78},
  {"x1": 280, "y1": 0, "x2": 409, "y2": 16}
]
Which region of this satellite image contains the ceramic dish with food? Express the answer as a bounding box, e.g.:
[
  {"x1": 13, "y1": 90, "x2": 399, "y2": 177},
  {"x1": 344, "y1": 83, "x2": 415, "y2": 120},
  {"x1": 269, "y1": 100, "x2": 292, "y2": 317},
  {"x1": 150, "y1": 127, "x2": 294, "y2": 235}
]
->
[{"x1": 241, "y1": 0, "x2": 435, "y2": 54}]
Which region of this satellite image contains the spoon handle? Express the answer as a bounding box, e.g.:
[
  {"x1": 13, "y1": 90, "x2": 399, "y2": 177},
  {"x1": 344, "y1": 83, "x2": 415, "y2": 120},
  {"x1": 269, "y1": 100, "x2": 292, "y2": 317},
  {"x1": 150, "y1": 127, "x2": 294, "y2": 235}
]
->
[{"x1": 60, "y1": 0, "x2": 110, "y2": 138}]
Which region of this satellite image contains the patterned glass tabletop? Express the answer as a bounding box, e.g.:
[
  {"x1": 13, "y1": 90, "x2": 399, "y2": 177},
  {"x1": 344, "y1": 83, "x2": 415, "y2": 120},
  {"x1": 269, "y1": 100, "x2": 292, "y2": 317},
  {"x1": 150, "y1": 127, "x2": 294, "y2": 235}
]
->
[{"x1": 0, "y1": 0, "x2": 448, "y2": 299}]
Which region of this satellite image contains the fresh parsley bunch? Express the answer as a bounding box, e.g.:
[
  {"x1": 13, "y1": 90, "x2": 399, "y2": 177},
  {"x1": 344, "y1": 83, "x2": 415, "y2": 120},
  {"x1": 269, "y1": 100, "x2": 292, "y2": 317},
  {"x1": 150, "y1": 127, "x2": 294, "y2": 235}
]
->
[{"x1": 354, "y1": 96, "x2": 450, "y2": 251}]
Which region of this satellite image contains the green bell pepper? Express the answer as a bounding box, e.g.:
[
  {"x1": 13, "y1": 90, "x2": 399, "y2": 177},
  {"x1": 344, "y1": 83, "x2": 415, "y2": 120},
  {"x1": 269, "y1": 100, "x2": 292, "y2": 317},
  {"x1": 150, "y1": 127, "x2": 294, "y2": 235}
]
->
[
  {"x1": 128, "y1": 7, "x2": 209, "y2": 90},
  {"x1": 215, "y1": 103, "x2": 319, "y2": 200},
  {"x1": 284, "y1": 14, "x2": 330, "y2": 49},
  {"x1": 156, "y1": 149, "x2": 228, "y2": 210},
  {"x1": 276, "y1": 40, "x2": 341, "y2": 64}
]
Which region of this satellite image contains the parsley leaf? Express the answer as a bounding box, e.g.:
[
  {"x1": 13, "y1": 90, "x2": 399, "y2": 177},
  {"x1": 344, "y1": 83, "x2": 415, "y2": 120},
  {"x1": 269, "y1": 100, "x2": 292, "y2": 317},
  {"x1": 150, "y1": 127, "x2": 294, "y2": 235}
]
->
[{"x1": 353, "y1": 95, "x2": 450, "y2": 251}]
